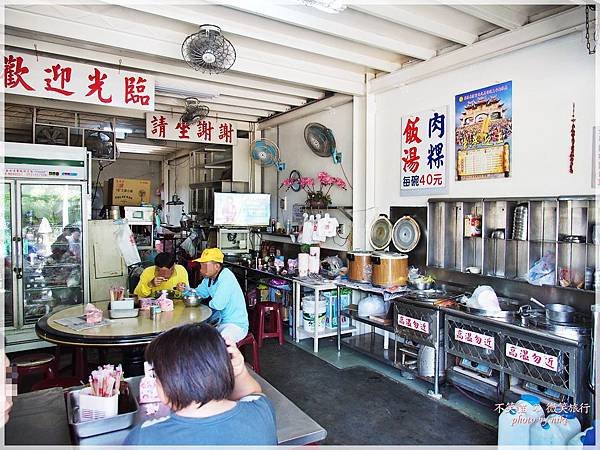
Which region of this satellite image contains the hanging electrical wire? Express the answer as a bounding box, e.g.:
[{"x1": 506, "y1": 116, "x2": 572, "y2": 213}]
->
[{"x1": 339, "y1": 162, "x2": 353, "y2": 189}]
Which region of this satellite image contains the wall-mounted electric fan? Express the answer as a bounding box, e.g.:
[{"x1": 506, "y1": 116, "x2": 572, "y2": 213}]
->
[
  {"x1": 181, "y1": 24, "x2": 236, "y2": 75},
  {"x1": 250, "y1": 139, "x2": 286, "y2": 171},
  {"x1": 180, "y1": 97, "x2": 210, "y2": 125},
  {"x1": 34, "y1": 124, "x2": 68, "y2": 145},
  {"x1": 304, "y1": 122, "x2": 342, "y2": 164},
  {"x1": 84, "y1": 129, "x2": 116, "y2": 160}
]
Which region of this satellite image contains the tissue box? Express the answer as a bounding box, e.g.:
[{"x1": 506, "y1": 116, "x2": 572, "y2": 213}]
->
[
  {"x1": 85, "y1": 305, "x2": 103, "y2": 324},
  {"x1": 139, "y1": 376, "x2": 161, "y2": 404},
  {"x1": 158, "y1": 298, "x2": 173, "y2": 312}
]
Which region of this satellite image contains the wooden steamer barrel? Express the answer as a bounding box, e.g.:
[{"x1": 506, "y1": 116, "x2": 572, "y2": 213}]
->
[
  {"x1": 347, "y1": 251, "x2": 372, "y2": 283},
  {"x1": 371, "y1": 252, "x2": 408, "y2": 288}
]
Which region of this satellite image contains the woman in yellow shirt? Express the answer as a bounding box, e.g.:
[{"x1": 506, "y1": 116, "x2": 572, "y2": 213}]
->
[{"x1": 134, "y1": 252, "x2": 189, "y2": 298}]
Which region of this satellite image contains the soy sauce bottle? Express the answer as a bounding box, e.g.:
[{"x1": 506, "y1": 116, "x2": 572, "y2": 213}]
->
[{"x1": 118, "y1": 380, "x2": 130, "y2": 413}]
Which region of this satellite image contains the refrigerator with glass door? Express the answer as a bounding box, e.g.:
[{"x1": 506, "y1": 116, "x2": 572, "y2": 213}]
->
[{"x1": 3, "y1": 142, "x2": 90, "y2": 351}]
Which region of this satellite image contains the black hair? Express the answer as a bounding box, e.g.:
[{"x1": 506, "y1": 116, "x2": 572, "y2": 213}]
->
[
  {"x1": 154, "y1": 252, "x2": 175, "y2": 268},
  {"x1": 145, "y1": 323, "x2": 234, "y2": 410}
]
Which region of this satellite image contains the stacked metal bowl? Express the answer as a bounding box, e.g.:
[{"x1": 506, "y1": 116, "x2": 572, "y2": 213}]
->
[{"x1": 512, "y1": 204, "x2": 528, "y2": 240}]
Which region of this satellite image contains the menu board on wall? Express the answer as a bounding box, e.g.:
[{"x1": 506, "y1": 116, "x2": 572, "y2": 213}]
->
[
  {"x1": 455, "y1": 81, "x2": 512, "y2": 180},
  {"x1": 400, "y1": 106, "x2": 448, "y2": 196},
  {"x1": 145, "y1": 113, "x2": 237, "y2": 145},
  {"x1": 4, "y1": 51, "x2": 155, "y2": 110}
]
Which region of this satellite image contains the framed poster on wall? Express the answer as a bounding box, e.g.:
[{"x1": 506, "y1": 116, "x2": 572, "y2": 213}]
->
[
  {"x1": 455, "y1": 81, "x2": 512, "y2": 180},
  {"x1": 400, "y1": 106, "x2": 448, "y2": 196}
]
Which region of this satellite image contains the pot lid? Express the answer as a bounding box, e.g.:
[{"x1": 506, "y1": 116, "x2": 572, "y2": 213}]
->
[
  {"x1": 371, "y1": 251, "x2": 408, "y2": 259},
  {"x1": 348, "y1": 250, "x2": 372, "y2": 256},
  {"x1": 392, "y1": 216, "x2": 421, "y2": 253},
  {"x1": 369, "y1": 215, "x2": 392, "y2": 250}
]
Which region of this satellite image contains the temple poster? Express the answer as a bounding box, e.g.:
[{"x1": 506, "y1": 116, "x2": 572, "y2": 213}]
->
[{"x1": 455, "y1": 81, "x2": 512, "y2": 180}]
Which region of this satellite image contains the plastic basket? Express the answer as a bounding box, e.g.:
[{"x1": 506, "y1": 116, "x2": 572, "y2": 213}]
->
[{"x1": 78, "y1": 387, "x2": 118, "y2": 422}]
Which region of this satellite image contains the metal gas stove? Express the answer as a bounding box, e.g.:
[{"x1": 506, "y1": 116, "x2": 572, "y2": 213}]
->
[
  {"x1": 522, "y1": 312, "x2": 592, "y2": 341},
  {"x1": 446, "y1": 306, "x2": 592, "y2": 417},
  {"x1": 401, "y1": 286, "x2": 464, "y2": 304}
]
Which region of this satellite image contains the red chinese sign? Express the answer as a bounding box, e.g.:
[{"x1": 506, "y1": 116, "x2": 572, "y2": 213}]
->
[
  {"x1": 454, "y1": 328, "x2": 494, "y2": 350},
  {"x1": 4, "y1": 51, "x2": 154, "y2": 110},
  {"x1": 400, "y1": 106, "x2": 448, "y2": 194},
  {"x1": 397, "y1": 314, "x2": 429, "y2": 334},
  {"x1": 145, "y1": 113, "x2": 237, "y2": 145},
  {"x1": 505, "y1": 343, "x2": 558, "y2": 372}
]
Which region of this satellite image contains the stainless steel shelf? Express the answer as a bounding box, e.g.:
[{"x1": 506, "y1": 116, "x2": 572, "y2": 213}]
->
[
  {"x1": 341, "y1": 333, "x2": 396, "y2": 367},
  {"x1": 341, "y1": 309, "x2": 394, "y2": 333}
]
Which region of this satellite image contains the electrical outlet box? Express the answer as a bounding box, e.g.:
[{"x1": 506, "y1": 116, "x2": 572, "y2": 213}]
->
[
  {"x1": 337, "y1": 223, "x2": 345, "y2": 235},
  {"x1": 280, "y1": 196, "x2": 287, "y2": 211}
]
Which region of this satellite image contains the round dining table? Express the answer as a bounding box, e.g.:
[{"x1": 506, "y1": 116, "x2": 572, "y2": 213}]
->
[{"x1": 36, "y1": 300, "x2": 212, "y2": 378}]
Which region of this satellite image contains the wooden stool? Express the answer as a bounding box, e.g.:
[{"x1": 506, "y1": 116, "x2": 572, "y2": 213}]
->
[
  {"x1": 256, "y1": 302, "x2": 284, "y2": 347},
  {"x1": 12, "y1": 353, "x2": 56, "y2": 388},
  {"x1": 31, "y1": 376, "x2": 82, "y2": 391},
  {"x1": 236, "y1": 332, "x2": 260, "y2": 374}
]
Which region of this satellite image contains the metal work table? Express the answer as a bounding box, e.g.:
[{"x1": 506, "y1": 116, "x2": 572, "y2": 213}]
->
[
  {"x1": 5, "y1": 372, "x2": 327, "y2": 446},
  {"x1": 226, "y1": 261, "x2": 356, "y2": 352}
]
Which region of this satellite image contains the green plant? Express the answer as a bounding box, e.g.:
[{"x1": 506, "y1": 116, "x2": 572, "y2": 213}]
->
[{"x1": 300, "y1": 244, "x2": 311, "y2": 253}]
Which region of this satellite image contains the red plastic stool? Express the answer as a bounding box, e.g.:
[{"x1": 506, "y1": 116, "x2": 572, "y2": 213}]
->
[
  {"x1": 12, "y1": 353, "x2": 56, "y2": 389},
  {"x1": 236, "y1": 332, "x2": 261, "y2": 374},
  {"x1": 256, "y1": 302, "x2": 284, "y2": 347},
  {"x1": 31, "y1": 376, "x2": 83, "y2": 391}
]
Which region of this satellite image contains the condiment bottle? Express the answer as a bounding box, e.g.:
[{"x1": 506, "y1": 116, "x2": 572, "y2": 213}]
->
[{"x1": 118, "y1": 380, "x2": 130, "y2": 413}]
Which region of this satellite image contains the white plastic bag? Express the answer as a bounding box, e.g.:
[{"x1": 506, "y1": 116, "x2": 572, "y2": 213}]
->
[
  {"x1": 115, "y1": 222, "x2": 141, "y2": 266},
  {"x1": 467, "y1": 285, "x2": 500, "y2": 311},
  {"x1": 180, "y1": 231, "x2": 197, "y2": 258},
  {"x1": 358, "y1": 296, "x2": 385, "y2": 317},
  {"x1": 528, "y1": 252, "x2": 555, "y2": 286}
]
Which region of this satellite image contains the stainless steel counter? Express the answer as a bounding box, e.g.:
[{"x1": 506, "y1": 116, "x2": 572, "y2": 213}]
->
[{"x1": 4, "y1": 372, "x2": 326, "y2": 446}]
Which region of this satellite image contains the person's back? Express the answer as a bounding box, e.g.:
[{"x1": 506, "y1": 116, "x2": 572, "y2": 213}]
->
[
  {"x1": 123, "y1": 323, "x2": 277, "y2": 446},
  {"x1": 124, "y1": 393, "x2": 277, "y2": 445}
]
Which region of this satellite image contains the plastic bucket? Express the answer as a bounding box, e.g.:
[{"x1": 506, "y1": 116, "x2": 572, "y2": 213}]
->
[{"x1": 302, "y1": 298, "x2": 326, "y2": 333}]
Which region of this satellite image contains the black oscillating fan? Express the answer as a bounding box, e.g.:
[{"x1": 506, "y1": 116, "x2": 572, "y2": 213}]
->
[
  {"x1": 181, "y1": 24, "x2": 236, "y2": 75},
  {"x1": 180, "y1": 97, "x2": 210, "y2": 125},
  {"x1": 304, "y1": 122, "x2": 342, "y2": 164}
]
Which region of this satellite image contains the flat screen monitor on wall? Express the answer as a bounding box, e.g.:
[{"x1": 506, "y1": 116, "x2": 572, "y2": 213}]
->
[{"x1": 213, "y1": 192, "x2": 271, "y2": 227}]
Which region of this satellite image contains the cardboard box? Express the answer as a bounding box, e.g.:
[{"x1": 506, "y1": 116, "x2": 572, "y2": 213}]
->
[
  {"x1": 322, "y1": 288, "x2": 351, "y2": 329},
  {"x1": 107, "y1": 178, "x2": 151, "y2": 206}
]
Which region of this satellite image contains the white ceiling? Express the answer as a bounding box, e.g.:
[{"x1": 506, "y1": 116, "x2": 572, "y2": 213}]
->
[{"x1": 5, "y1": 1, "x2": 580, "y2": 124}]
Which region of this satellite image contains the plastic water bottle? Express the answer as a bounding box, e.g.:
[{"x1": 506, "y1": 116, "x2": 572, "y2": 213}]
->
[
  {"x1": 567, "y1": 426, "x2": 595, "y2": 447},
  {"x1": 498, "y1": 394, "x2": 544, "y2": 446},
  {"x1": 555, "y1": 411, "x2": 581, "y2": 442},
  {"x1": 530, "y1": 416, "x2": 567, "y2": 447}
]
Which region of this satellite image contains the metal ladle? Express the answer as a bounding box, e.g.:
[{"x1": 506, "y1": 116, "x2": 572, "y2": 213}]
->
[{"x1": 529, "y1": 297, "x2": 545, "y2": 309}]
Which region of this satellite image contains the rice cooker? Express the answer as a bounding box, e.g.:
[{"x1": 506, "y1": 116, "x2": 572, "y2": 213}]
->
[
  {"x1": 347, "y1": 251, "x2": 372, "y2": 283},
  {"x1": 371, "y1": 251, "x2": 408, "y2": 288}
]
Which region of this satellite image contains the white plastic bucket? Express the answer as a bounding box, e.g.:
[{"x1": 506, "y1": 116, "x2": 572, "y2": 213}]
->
[{"x1": 302, "y1": 298, "x2": 326, "y2": 332}]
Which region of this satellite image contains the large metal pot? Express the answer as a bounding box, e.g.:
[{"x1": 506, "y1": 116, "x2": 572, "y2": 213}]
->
[
  {"x1": 545, "y1": 303, "x2": 576, "y2": 323},
  {"x1": 371, "y1": 252, "x2": 408, "y2": 288},
  {"x1": 347, "y1": 251, "x2": 372, "y2": 283},
  {"x1": 417, "y1": 345, "x2": 445, "y2": 378}
]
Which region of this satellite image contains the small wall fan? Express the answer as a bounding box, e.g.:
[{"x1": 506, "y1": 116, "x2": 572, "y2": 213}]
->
[
  {"x1": 181, "y1": 24, "x2": 236, "y2": 75},
  {"x1": 84, "y1": 130, "x2": 115, "y2": 160},
  {"x1": 250, "y1": 139, "x2": 286, "y2": 171},
  {"x1": 304, "y1": 122, "x2": 342, "y2": 164},
  {"x1": 180, "y1": 97, "x2": 210, "y2": 125}
]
